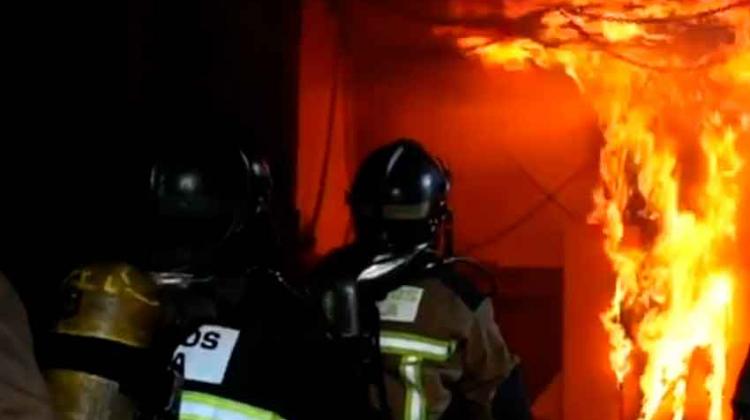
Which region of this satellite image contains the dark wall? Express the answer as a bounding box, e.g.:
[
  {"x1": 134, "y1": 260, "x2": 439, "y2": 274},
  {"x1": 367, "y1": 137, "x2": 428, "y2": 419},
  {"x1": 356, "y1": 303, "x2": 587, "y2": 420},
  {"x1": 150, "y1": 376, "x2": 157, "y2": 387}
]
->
[
  {"x1": 491, "y1": 267, "x2": 563, "y2": 402},
  {"x1": 129, "y1": 0, "x2": 300, "y2": 217},
  {"x1": 1, "y1": 0, "x2": 301, "y2": 331}
]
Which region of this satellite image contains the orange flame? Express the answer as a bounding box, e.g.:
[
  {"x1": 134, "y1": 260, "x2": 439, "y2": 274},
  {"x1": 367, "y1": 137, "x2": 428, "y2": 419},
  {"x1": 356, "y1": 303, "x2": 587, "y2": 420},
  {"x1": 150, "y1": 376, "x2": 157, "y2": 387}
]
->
[{"x1": 441, "y1": 1, "x2": 749, "y2": 418}]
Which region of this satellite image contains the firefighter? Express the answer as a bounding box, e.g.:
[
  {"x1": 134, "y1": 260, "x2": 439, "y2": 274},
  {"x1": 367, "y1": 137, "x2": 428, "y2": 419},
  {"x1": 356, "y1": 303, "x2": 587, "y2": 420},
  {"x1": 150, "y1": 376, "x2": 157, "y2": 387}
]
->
[
  {"x1": 312, "y1": 139, "x2": 531, "y2": 420},
  {"x1": 0, "y1": 272, "x2": 54, "y2": 420},
  {"x1": 148, "y1": 144, "x2": 334, "y2": 420},
  {"x1": 736, "y1": 347, "x2": 750, "y2": 420}
]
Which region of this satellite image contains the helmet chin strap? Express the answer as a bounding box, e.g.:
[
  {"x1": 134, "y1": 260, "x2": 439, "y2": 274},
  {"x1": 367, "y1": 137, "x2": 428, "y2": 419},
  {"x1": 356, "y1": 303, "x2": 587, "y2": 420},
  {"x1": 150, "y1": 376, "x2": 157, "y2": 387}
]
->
[
  {"x1": 149, "y1": 213, "x2": 242, "y2": 282},
  {"x1": 227, "y1": 203, "x2": 249, "y2": 237}
]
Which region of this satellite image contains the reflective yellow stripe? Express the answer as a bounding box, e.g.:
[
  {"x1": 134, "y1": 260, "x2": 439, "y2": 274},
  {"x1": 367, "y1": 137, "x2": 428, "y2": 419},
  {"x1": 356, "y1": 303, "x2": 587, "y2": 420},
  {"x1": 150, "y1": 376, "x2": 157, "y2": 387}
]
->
[
  {"x1": 179, "y1": 391, "x2": 284, "y2": 420},
  {"x1": 400, "y1": 355, "x2": 426, "y2": 420},
  {"x1": 181, "y1": 415, "x2": 211, "y2": 420},
  {"x1": 380, "y1": 330, "x2": 456, "y2": 362},
  {"x1": 382, "y1": 331, "x2": 453, "y2": 420}
]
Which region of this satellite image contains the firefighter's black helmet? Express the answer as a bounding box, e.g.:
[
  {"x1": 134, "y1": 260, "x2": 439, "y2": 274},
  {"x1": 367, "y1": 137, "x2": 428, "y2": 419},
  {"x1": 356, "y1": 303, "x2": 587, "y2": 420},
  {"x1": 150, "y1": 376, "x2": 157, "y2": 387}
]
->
[
  {"x1": 348, "y1": 139, "x2": 451, "y2": 253},
  {"x1": 147, "y1": 144, "x2": 272, "y2": 275}
]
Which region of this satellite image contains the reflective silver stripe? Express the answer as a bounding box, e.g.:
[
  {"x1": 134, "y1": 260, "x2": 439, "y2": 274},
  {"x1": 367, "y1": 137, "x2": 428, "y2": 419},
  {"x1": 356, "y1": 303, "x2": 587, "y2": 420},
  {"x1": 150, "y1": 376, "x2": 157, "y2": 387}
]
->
[
  {"x1": 380, "y1": 331, "x2": 455, "y2": 361},
  {"x1": 382, "y1": 202, "x2": 431, "y2": 220},
  {"x1": 358, "y1": 257, "x2": 408, "y2": 281},
  {"x1": 179, "y1": 391, "x2": 283, "y2": 420}
]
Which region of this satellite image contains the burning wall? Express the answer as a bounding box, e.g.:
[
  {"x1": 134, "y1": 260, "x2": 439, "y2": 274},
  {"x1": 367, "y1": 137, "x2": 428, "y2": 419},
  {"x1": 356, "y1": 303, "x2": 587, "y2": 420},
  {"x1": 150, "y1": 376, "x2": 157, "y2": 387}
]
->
[{"x1": 439, "y1": 1, "x2": 749, "y2": 418}]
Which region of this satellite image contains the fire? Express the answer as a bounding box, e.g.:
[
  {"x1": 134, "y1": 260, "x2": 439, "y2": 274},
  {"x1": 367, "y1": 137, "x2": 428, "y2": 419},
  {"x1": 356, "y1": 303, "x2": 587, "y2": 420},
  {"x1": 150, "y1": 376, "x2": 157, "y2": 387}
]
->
[{"x1": 439, "y1": 1, "x2": 749, "y2": 419}]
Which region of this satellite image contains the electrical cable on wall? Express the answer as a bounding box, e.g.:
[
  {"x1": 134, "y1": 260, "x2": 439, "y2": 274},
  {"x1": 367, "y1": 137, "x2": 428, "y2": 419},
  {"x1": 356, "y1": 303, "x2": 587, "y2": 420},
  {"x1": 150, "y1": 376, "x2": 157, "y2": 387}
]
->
[
  {"x1": 462, "y1": 160, "x2": 595, "y2": 254},
  {"x1": 303, "y1": 6, "x2": 345, "y2": 251},
  {"x1": 308, "y1": 49, "x2": 341, "y2": 233},
  {"x1": 496, "y1": 141, "x2": 582, "y2": 221},
  {"x1": 364, "y1": 0, "x2": 750, "y2": 72},
  {"x1": 570, "y1": 0, "x2": 750, "y2": 23}
]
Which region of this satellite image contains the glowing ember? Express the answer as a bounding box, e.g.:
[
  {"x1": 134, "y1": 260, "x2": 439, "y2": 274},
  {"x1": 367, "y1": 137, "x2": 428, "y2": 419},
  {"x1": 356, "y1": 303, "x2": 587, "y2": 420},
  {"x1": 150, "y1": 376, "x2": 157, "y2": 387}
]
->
[{"x1": 439, "y1": 1, "x2": 749, "y2": 418}]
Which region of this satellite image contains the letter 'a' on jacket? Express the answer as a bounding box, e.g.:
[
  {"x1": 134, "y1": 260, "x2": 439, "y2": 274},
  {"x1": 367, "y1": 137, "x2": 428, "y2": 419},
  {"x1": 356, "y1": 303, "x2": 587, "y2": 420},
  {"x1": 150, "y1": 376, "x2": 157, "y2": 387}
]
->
[{"x1": 171, "y1": 268, "x2": 339, "y2": 420}]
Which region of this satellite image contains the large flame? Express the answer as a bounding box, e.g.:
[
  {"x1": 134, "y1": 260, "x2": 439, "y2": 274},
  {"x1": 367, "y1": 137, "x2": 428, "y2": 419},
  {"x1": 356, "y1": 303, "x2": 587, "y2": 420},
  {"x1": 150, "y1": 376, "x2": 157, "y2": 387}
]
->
[{"x1": 441, "y1": 1, "x2": 749, "y2": 419}]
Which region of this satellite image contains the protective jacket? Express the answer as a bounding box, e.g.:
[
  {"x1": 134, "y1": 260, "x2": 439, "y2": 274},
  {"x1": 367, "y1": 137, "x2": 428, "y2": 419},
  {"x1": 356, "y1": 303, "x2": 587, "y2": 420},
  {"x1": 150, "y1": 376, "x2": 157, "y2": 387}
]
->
[
  {"x1": 314, "y1": 246, "x2": 521, "y2": 420},
  {"x1": 172, "y1": 268, "x2": 338, "y2": 420}
]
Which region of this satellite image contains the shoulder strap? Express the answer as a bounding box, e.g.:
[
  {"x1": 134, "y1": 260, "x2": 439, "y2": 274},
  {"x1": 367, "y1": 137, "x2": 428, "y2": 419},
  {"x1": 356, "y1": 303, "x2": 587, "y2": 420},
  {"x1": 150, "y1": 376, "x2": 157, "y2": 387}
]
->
[{"x1": 430, "y1": 260, "x2": 488, "y2": 312}]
